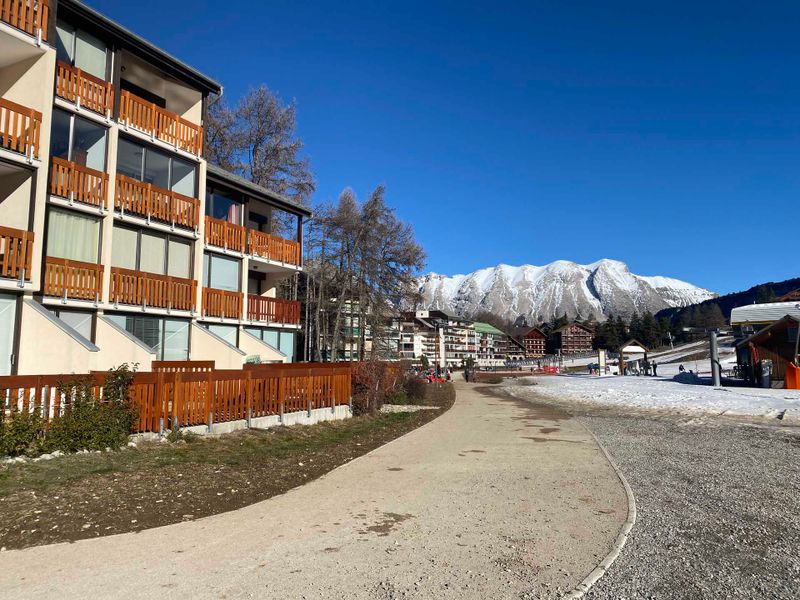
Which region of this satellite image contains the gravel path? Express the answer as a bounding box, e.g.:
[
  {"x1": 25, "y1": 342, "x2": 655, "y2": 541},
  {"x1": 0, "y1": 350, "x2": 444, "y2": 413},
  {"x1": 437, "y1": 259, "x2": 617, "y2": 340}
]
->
[
  {"x1": 578, "y1": 411, "x2": 800, "y2": 599},
  {"x1": 0, "y1": 382, "x2": 626, "y2": 599}
]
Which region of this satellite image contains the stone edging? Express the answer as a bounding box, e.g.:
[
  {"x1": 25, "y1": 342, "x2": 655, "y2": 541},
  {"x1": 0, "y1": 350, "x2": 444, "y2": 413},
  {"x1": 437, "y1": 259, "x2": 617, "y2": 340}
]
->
[{"x1": 563, "y1": 422, "x2": 637, "y2": 599}]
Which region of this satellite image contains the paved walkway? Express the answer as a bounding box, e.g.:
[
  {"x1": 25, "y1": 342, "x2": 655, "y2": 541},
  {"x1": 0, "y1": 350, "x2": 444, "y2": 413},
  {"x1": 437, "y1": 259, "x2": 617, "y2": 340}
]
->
[{"x1": 0, "y1": 382, "x2": 626, "y2": 599}]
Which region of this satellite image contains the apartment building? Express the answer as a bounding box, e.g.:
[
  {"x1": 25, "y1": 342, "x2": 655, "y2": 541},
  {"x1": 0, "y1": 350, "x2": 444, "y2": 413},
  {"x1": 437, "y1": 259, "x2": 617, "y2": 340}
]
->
[
  {"x1": 320, "y1": 301, "x2": 401, "y2": 361},
  {"x1": 401, "y1": 310, "x2": 477, "y2": 368},
  {"x1": 0, "y1": 0, "x2": 309, "y2": 375},
  {"x1": 521, "y1": 327, "x2": 547, "y2": 358},
  {"x1": 474, "y1": 321, "x2": 506, "y2": 367},
  {"x1": 554, "y1": 322, "x2": 594, "y2": 355}
]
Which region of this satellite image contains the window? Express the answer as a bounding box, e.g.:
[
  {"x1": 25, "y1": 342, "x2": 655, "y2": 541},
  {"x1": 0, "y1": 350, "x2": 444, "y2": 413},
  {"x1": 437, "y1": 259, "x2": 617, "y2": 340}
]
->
[
  {"x1": 48, "y1": 308, "x2": 93, "y2": 341},
  {"x1": 117, "y1": 138, "x2": 197, "y2": 196},
  {"x1": 204, "y1": 324, "x2": 238, "y2": 346},
  {"x1": 203, "y1": 253, "x2": 240, "y2": 291},
  {"x1": 0, "y1": 294, "x2": 16, "y2": 376},
  {"x1": 46, "y1": 208, "x2": 100, "y2": 263},
  {"x1": 56, "y1": 21, "x2": 108, "y2": 80},
  {"x1": 206, "y1": 189, "x2": 242, "y2": 224},
  {"x1": 244, "y1": 327, "x2": 295, "y2": 362},
  {"x1": 111, "y1": 225, "x2": 192, "y2": 277},
  {"x1": 50, "y1": 109, "x2": 107, "y2": 172},
  {"x1": 106, "y1": 314, "x2": 190, "y2": 360}
]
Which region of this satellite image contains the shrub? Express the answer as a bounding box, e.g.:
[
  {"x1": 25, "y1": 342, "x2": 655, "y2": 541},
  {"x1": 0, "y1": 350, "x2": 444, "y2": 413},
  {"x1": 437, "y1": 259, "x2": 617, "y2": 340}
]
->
[
  {"x1": 41, "y1": 364, "x2": 137, "y2": 454},
  {"x1": 351, "y1": 360, "x2": 403, "y2": 415},
  {"x1": 0, "y1": 410, "x2": 45, "y2": 457},
  {"x1": 383, "y1": 389, "x2": 409, "y2": 405},
  {"x1": 483, "y1": 376, "x2": 504, "y2": 384},
  {"x1": 403, "y1": 376, "x2": 427, "y2": 403}
]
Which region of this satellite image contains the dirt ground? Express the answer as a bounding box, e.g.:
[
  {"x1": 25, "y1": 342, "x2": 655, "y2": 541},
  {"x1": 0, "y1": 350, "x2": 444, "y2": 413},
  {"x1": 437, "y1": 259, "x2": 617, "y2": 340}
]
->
[
  {"x1": 0, "y1": 381, "x2": 627, "y2": 600},
  {"x1": 0, "y1": 384, "x2": 454, "y2": 551}
]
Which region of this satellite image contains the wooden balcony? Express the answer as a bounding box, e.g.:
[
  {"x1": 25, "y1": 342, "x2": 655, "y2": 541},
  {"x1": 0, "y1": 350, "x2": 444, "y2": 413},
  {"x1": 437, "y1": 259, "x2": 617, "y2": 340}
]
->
[
  {"x1": 202, "y1": 287, "x2": 243, "y2": 320},
  {"x1": 0, "y1": 225, "x2": 33, "y2": 281},
  {"x1": 248, "y1": 229, "x2": 301, "y2": 267},
  {"x1": 205, "y1": 216, "x2": 245, "y2": 252},
  {"x1": 247, "y1": 295, "x2": 300, "y2": 325},
  {"x1": 55, "y1": 61, "x2": 114, "y2": 116},
  {"x1": 0, "y1": 0, "x2": 50, "y2": 41},
  {"x1": 110, "y1": 267, "x2": 196, "y2": 312},
  {"x1": 50, "y1": 157, "x2": 108, "y2": 209},
  {"x1": 119, "y1": 90, "x2": 203, "y2": 156},
  {"x1": 115, "y1": 174, "x2": 200, "y2": 229},
  {"x1": 0, "y1": 97, "x2": 41, "y2": 159},
  {"x1": 44, "y1": 257, "x2": 103, "y2": 301}
]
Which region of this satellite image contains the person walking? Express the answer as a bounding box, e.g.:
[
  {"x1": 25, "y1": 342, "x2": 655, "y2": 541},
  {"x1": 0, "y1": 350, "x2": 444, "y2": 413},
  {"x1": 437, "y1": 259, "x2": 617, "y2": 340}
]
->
[{"x1": 652, "y1": 361, "x2": 658, "y2": 377}]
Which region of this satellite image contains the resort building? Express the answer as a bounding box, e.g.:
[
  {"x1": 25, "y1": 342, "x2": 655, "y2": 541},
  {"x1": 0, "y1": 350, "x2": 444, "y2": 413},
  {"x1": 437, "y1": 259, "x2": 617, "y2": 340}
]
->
[
  {"x1": 553, "y1": 322, "x2": 594, "y2": 355},
  {"x1": 474, "y1": 322, "x2": 506, "y2": 367},
  {"x1": 400, "y1": 310, "x2": 477, "y2": 368},
  {"x1": 520, "y1": 327, "x2": 547, "y2": 358},
  {"x1": 0, "y1": 0, "x2": 308, "y2": 375}
]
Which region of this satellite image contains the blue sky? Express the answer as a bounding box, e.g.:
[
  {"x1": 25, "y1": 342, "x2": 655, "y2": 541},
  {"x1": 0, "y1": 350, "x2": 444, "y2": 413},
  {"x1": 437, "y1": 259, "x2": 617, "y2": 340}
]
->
[{"x1": 90, "y1": 0, "x2": 800, "y2": 294}]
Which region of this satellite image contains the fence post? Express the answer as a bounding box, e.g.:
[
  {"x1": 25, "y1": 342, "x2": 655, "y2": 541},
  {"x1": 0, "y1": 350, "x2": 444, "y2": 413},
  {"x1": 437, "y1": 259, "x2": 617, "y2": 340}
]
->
[
  {"x1": 155, "y1": 370, "x2": 165, "y2": 436},
  {"x1": 307, "y1": 369, "x2": 313, "y2": 418},
  {"x1": 207, "y1": 370, "x2": 214, "y2": 433},
  {"x1": 246, "y1": 371, "x2": 252, "y2": 428}
]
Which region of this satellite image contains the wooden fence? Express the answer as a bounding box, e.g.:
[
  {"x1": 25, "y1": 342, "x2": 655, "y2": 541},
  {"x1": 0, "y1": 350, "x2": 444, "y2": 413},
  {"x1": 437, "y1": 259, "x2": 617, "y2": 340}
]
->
[
  {"x1": 55, "y1": 61, "x2": 114, "y2": 116},
  {"x1": 43, "y1": 256, "x2": 103, "y2": 300},
  {"x1": 50, "y1": 156, "x2": 108, "y2": 209},
  {"x1": 0, "y1": 363, "x2": 353, "y2": 434},
  {"x1": 0, "y1": 97, "x2": 42, "y2": 158},
  {"x1": 247, "y1": 294, "x2": 300, "y2": 324},
  {"x1": 205, "y1": 216, "x2": 246, "y2": 252},
  {"x1": 110, "y1": 267, "x2": 196, "y2": 312},
  {"x1": 248, "y1": 229, "x2": 301, "y2": 266},
  {"x1": 115, "y1": 174, "x2": 200, "y2": 229},
  {"x1": 0, "y1": 225, "x2": 33, "y2": 281}
]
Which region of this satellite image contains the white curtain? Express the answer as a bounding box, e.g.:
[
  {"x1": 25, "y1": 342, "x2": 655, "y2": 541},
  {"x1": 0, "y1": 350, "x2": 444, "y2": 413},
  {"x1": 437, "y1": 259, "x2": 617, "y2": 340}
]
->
[
  {"x1": 139, "y1": 232, "x2": 166, "y2": 275},
  {"x1": 75, "y1": 29, "x2": 107, "y2": 80},
  {"x1": 46, "y1": 209, "x2": 99, "y2": 263},
  {"x1": 111, "y1": 227, "x2": 137, "y2": 270},
  {"x1": 167, "y1": 239, "x2": 191, "y2": 278}
]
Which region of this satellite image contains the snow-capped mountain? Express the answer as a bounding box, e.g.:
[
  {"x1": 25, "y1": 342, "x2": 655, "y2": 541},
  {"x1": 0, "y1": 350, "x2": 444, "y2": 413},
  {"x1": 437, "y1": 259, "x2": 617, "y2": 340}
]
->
[{"x1": 418, "y1": 259, "x2": 716, "y2": 324}]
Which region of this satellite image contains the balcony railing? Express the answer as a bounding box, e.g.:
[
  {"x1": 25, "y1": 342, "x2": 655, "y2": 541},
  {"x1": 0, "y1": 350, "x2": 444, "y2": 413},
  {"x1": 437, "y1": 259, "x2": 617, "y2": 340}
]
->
[
  {"x1": 202, "y1": 287, "x2": 243, "y2": 320},
  {"x1": 205, "y1": 216, "x2": 245, "y2": 252},
  {"x1": 115, "y1": 174, "x2": 200, "y2": 230},
  {"x1": 44, "y1": 257, "x2": 103, "y2": 301},
  {"x1": 0, "y1": 225, "x2": 33, "y2": 281},
  {"x1": 50, "y1": 157, "x2": 108, "y2": 209},
  {"x1": 0, "y1": 97, "x2": 41, "y2": 159},
  {"x1": 247, "y1": 295, "x2": 300, "y2": 325},
  {"x1": 0, "y1": 0, "x2": 49, "y2": 41},
  {"x1": 110, "y1": 267, "x2": 196, "y2": 312},
  {"x1": 55, "y1": 61, "x2": 114, "y2": 116},
  {"x1": 248, "y1": 229, "x2": 301, "y2": 266},
  {"x1": 119, "y1": 90, "x2": 203, "y2": 156}
]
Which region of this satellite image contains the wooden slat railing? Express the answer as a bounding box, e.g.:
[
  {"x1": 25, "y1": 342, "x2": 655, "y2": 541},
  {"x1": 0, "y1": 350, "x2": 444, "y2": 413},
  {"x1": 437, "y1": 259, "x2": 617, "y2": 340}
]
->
[
  {"x1": 0, "y1": 0, "x2": 49, "y2": 40},
  {"x1": 44, "y1": 256, "x2": 103, "y2": 301},
  {"x1": 119, "y1": 90, "x2": 203, "y2": 155},
  {"x1": 55, "y1": 60, "x2": 114, "y2": 116},
  {"x1": 110, "y1": 267, "x2": 196, "y2": 312},
  {"x1": 247, "y1": 295, "x2": 300, "y2": 325},
  {"x1": 204, "y1": 216, "x2": 245, "y2": 252},
  {"x1": 202, "y1": 287, "x2": 243, "y2": 319},
  {"x1": 248, "y1": 229, "x2": 301, "y2": 266},
  {"x1": 0, "y1": 364, "x2": 352, "y2": 433},
  {"x1": 115, "y1": 174, "x2": 199, "y2": 229},
  {"x1": 0, "y1": 225, "x2": 33, "y2": 280},
  {"x1": 0, "y1": 97, "x2": 42, "y2": 158},
  {"x1": 50, "y1": 156, "x2": 108, "y2": 209}
]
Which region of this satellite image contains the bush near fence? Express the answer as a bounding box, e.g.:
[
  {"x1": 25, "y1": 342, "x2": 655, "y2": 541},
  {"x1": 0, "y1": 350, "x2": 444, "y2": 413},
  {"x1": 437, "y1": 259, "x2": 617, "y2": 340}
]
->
[
  {"x1": 0, "y1": 362, "x2": 354, "y2": 456},
  {"x1": 350, "y1": 361, "x2": 405, "y2": 415}
]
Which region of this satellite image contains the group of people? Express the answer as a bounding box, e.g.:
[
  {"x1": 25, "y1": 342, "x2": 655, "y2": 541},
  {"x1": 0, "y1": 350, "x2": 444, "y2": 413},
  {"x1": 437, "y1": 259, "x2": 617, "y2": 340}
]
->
[{"x1": 624, "y1": 358, "x2": 658, "y2": 376}]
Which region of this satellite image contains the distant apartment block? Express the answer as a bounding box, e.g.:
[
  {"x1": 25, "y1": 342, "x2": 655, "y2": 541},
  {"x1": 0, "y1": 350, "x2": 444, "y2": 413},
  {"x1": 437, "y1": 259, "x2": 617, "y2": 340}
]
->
[
  {"x1": 400, "y1": 310, "x2": 477, "y2": 368},
  {"x1": 474, "y1": 321, "x2": 506, "y2": 367},
  {"x1": 554, "y1": 322, "x2": 594, "y2": 355},
  {"x1": 0, "y1": 0, "x2": 309, "y2": 375},
  {"x1": 521, "y1": 327, "x2": 547, "y2": 358}
]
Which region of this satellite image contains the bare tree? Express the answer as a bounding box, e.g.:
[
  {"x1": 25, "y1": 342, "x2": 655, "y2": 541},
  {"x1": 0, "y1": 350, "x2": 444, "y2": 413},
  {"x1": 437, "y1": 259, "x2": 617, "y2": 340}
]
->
[{"x1": 206, "y1": 86, "x2": 316, "y2": 205}]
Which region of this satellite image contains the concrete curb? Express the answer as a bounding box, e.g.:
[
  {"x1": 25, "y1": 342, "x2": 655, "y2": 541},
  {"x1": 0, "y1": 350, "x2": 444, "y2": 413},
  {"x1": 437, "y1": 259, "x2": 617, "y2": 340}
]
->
[{"x1": 563, "y1": 422, "x2": 637, "y2": 599}]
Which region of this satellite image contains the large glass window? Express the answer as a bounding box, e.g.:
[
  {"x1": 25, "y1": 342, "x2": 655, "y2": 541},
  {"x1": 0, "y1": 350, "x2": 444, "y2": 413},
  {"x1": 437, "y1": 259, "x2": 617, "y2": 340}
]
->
[
  {"x1": 0, "y1": 294, "x2": 16, "y2": 376},
  {"x1": 203, "y1": 253, "x2": 240, "y2": 291},
  {"x1": 50, "y1": 109, "x2": 107, "y2": 172},
  {"x1": 46, "y1": 209, "x2": 100, "y2": 263},
  {"x1": 206, "y1": 189, "x2": 242, "y2": 224},
  {"x1": 244, "y1": 327, "x2": 295, "y2": 361},
  {"x1": 117, "y1": 138, "x2": 196, "y2": 196},
  {"x1": 56, "y1": 21, "x2": 108, "y2": 80},
  {"x1": 204, "y1": 324, "x2": 238, "y2": 347},
  {"x1": 111, "y1": 225, "x2": 192, "y2": 277},
  {"x1": 106, "y1": 314, "x2": 190, "y2": 360},
  {"x1": 48, "y1": 308, "x2": 93, "y2": 341}
]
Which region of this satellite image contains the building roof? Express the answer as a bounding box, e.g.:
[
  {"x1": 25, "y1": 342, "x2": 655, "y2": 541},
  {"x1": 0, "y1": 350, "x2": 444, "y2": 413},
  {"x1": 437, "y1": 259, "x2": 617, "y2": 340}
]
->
[
  {"x1": 521, "y1": 326, "x2": 546, "y2": 338},
  {"x1": 776, "y1": 289, "x2": 800, "y2": 302},
  {"x1": 619, "y1": 338, "x2": 649, "y2": 353},
  {"x1": 474, "y1": 322, "x2": 504, "y2": 335},
  {"x1": 737, "y1": 315, "x2": 800, "y2": 348},
  {"x1": 556, "y1": 322, "x2": 594, "y2": 334},
  {"x1": 206, "y1": 164, "x2": 312, "y2": 217},
  {"x1": 730, "y1": 301, "x2": 800, "y2": 326},
  {"x1": 61, "y1": 0, "x2": 222, "y2": 95}
]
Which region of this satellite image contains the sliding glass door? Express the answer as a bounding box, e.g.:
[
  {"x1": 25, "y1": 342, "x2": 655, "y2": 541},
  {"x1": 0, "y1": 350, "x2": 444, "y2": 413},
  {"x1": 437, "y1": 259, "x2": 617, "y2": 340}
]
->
[{"x1": 0, "y1": 294, "x2": 17, "y2": 375}]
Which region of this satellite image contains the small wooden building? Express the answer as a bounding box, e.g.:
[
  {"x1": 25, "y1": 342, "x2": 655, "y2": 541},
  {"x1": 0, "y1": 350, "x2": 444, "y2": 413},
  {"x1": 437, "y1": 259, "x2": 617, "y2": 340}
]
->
[
  {"x1": 554, "y1": 322, "x2": 595, "y2": 355},
  {"x1": 521, "y1": 327, "x2": 547, "y2": 358},
  {"x1": 736, "y1": 315, "x2": 799, "y2": 388}
]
